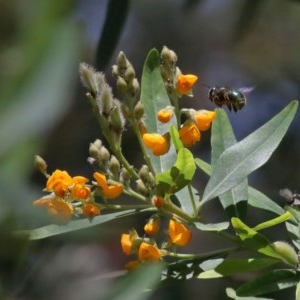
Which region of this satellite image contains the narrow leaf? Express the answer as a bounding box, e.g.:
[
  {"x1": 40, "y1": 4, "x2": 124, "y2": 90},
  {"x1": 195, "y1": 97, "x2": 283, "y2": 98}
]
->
[
  {"x1": 252, "y1": 211, "x2": 292, "y2": 231},
  {"x1": 226, "y1": 287, "x2": 273, "y2": 300},
  {"x1": 202, "y1": 101, "x2": 298, "y2": 203},
  {"x1": 248, "y1": 187, "x2": 284, "y2": 215},
  {"x1": 22, "y1": 210, "x2": 138, "y2": 240},
  {"x1": 140, "y1": 49, "x2": 177, "y2": 173},
  {"x1": 198, "y1": 258, "x2": 278, "y2": 279},
  {"x1": 195, "y1": 222, "x2": 229, "y2": 232},
  {"x1": 210, "y1": 108, "x2": 248, "y2": 218},
  {"x1": 103, "y1": 262, "x2": 164, "y2": 300},
  {"x1": 237, "y1": 269, "x2": 300, "y2": 297}
]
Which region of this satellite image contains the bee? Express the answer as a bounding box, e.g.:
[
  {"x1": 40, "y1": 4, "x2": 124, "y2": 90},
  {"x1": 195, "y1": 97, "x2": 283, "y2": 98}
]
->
[
  {"x1": 279, "y1": 188, "x2": 300, "y2": 206},
  {"x1": 208, "y1": 86, "x2": 253, "y2": 112}
]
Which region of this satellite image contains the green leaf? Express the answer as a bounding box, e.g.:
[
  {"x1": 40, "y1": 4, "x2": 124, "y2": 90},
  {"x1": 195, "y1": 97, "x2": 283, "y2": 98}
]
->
[
  {"x1": 198, "y1": 257, "x2": 278, "y2": 279},
  {"x1": 174, "y1": 185, "x2": 199, "y2": 216},
  {"x1": 226, "y1": 287, "x2": 273, "y2": 300},
  {"x1": 231, "y1": 217, "x2": 296, "y2": 264},
  {"x1": 248, "y1": 187, "x2": 284, "y2": 215},
  {"x1": 195, "y1": 157, "x2": 211, "y2": 176},
  {"x1": 286, "y1": 220, "x2": 300, "y2": 250},
  {"x1": 210, "y1": 108, "x2": 248, "y2": 218},
  {"x1": 103, "y1": 262, "x2": 164, "y2": 300},
  {"x1": 156, "y1": 148, "x2": 196, "y2": 195},
  {"x1": 237, "y1": 269, "x2": 300, "y2": 297},
  {"x1": 194, "y1": 160, "x2": 284, "y2": 217},
  {"x1": 195, "y1": 221, "x2": 229, "y2": 232},
  {"x1": 22, "y1": 210, "x2": 138, "y2": 240},
  {"x1": 201, "y1": 101, "x2": 298, "y2": 204},
  {"x1": 140, "y1": 48, "x2": 177, "y2": 173}
]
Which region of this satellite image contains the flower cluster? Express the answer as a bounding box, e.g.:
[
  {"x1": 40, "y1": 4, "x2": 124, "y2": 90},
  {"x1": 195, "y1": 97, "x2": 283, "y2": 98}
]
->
[
  {"x1": 121, "y1": 215, "x2": 192, "y2": 269},
  {"x1": 141, "y1": 46, "x2": 215, "y2": 155},
  {"x1": 34, "y1": 46, "x2": 209, "y2": 269},
  {"x1": 33, "y1": 156, "x2": 124, "y2": 224}
]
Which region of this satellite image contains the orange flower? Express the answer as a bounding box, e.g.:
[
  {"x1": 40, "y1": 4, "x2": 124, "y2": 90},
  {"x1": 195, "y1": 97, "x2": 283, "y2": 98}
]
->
[
  {"x1": 71, "y1": 176, "x2": 91, "y2": 200},
  {"x1": 179, "y1": 121, "x2": 201, "y2": 147},
  {"x1": 82, "y1": 203, "x2": 100, "y2": 219},
  {"x1": 144, "y1": 215, "x2": 160, "y2": 235},
  {"x1": 47, "y1": 198, "x2": 73, "y2": 225},
  {"x1": 121, "y1": 230, "x2": 139, "y2": 255},
  {"x1": 138, "y1": 242, "x2": 162, "y2": 261},
  {"x1": 192, "y1": 110, "x2": 216, "y2": 131},
  {"x1": 46, "y1": 170, "x2": 73, "y2": 197},
  {"x1": 93, "y1": 172, "x2": 123, "y2": 199},
  {"x1": 168, "y1": 219, "x2": 192, "y2": 246},
  {"x1": 142, "y1": 133, "x2": 170, "y2": 156},
  {"x1": 176, "y1": 74, "x2": 198, "y2": 96},
  {"x1": 152, "y1": 195, "x2": 164, "y2": 208},
  {"x1": 124, "y1": 260, "x2": 140, "y2": 270},
  {"x1": 121, "y1": 234, "x2": 133, "y2": 255},
  {"x1": 157, "y1": 108, "x2": 173, "y2": 123}
]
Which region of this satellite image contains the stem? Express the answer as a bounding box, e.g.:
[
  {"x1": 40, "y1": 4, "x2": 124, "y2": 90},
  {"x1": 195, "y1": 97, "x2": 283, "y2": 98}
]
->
[
  {"x1": 164, "y1": 246, "x2": 239, "y2": 259},
  {"x1": 124, "y1": 187, "x2": 148, "y2": 202},
  {"x1": 188, "y1": 184, "x2": 197, "y2": 217},
  {"x1": 101, "y1": 204, "x2": 154, "y2": 210},
  {"x1": 164, "y1": 200, "x2": 197, "y2": 223}
]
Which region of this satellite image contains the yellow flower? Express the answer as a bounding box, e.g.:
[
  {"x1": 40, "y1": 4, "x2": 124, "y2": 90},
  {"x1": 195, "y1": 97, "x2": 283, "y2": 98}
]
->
[
  {"x1": 142, "y1": 133, "x2": 170, "y2": 156},
  {"x1": 192, "y1": 110, "x2": 216, "y2": 131},
  {"x1": 157, "y1": 108, "x2": 173, "y2": 123},
  {"x1": 121, "y1": 230, "x2": 139, "y2": 255},
  {"x1": 138, "y1": 242, "x2": 162, "y2": 261},
  {"x1": 176, "y1": 74, "x2": 198, "y2": 96},
  {"x1": 46, "y1": 170, "x2": 73, "y2": 197},
  {"x1": 93, "y1": 172, "x2": 123, "y2": 199},
  {"x1": 179, "y1": 121, "x2": 201, "y2": 147},
  {"x1": 124, "y1": 260, "x2": 140, "y2": 270},
  {"x1": 47, "y1": 198, "x2": 73, "y2": 225},
  {"x1": 82, "y1": 203, "x2": 100, "y2": 219},
  {"x1": 121, "y1": 234, "x2": 132, "y2": 255},
  {"x1": 144, "y1": 215, "x2": 160, "y2": 236},
  {"x1": 168, "y1": 219, "x2": 192, "y2": 246},
  {"x1": 71, "y1": 176, "x2": 91, "y2": 199}
]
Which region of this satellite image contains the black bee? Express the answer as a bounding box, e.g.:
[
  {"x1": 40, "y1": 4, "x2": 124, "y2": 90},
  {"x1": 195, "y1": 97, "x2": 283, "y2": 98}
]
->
[
  {"x1": 279, "y1": 188, "x2": 300, "y2": 206},
  {"x1": 208, "y1": 86, "x2": 253, "y2": 112}
]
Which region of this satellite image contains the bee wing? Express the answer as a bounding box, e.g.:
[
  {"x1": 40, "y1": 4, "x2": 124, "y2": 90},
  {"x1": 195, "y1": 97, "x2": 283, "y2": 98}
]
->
[
  {"x1": 292, "y1": 198, "x2": 300, "y2": 206},
  {"x1": 238, "y1": 87, "x2": 254, "y2": 94}
]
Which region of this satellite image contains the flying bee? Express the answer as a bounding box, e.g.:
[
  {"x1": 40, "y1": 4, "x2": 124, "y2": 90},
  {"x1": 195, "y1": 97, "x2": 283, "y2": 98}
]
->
[
  {"x1": 279, "y1": 188, "x2": 300, "y2": 206},
  {"x1": 208, "y1": 86, "x2": 253, "y2": 112}
]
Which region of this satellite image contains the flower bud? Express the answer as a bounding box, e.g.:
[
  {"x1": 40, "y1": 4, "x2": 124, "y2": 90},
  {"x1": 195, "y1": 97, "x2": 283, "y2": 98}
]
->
[
  {"x1": 130, "y1": 78, "x2": 140, "y2": 97},
  {"x1": 99, "y1": 146, "x2": 110, "y2": 163},
  {"x1": 134, "y1": 101, "x2": 144, "y2": 120},
  {"x1": 79, "y1": 63, "x2": 98, "y2": 95},
  {"x1": 152, "y1": 196, "x2": 164, "y2": 208},
  {"x1": 112, "y1": 64, "x2": 119, "y2": 77},
  {"x1": 34, "y1": 155, "x2": 48, "y2": 176},
  {"x1": 161, "y1": 46, "x2": 177, "y2": 67},
  {"x1": 117, "y1": 76, "x2": 128, "y2": 93},
  {"x1": 117, "y1": 51, "x2": 128, "y2": 70},
  {"x1": 120, "y1": 167, "x2": 131, "y2": 183},
  {"x1": 89, "y1": 143, "x2": 100, "y2": 158},
  {"x1": 136, "y1": 179, "x2": 149, "y2": 197},
  {"x1": 138, "y1": 120, "x2": 148, "y2": 136},
  {"x1": 109, "y1": 155, "x2": 120, "y2": 176},
  {"x1": 272, "y1": 241, "x2": 299, "y2": 266},
  {"x1": 93, "y1": 139, "x2": 102, "y2": 149},
  {"x1": 124, "y1": 65, "x2": 135, "y2": 83},
  {"x1": 109, "y1": 103, "x2": 125, "y2": 133},
  {"x1": 100, "y1": 88, "x2": 113, "y2": 117}
]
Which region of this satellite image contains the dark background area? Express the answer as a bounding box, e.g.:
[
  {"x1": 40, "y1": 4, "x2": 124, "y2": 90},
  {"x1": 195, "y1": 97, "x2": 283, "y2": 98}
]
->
[{"x1": 1, "y1": 0, "x2": 300, "y2": 299}]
